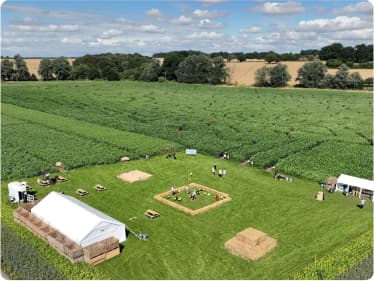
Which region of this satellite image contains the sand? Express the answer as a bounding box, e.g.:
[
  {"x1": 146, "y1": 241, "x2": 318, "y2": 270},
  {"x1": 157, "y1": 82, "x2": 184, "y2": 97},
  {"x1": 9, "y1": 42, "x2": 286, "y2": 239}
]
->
[{"x1": 116, "y1": 170, "x2": 152, "y2": 183}]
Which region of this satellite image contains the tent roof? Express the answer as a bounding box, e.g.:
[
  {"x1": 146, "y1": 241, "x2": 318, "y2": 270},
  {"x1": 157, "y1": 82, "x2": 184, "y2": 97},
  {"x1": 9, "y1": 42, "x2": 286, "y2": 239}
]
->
[
  {"x1": 337, "y1": 174, "x2": 374, "y2": 191},
  {"x1": 31, "y1": 191, "x2": 125, "y2": 245}
]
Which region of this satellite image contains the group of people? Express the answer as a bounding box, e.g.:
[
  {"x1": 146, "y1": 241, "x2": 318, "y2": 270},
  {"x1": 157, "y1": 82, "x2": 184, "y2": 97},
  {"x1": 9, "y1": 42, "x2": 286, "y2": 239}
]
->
[
  {"x1": 212, "y1": 163, "x2": 227, "y2": 177},
  {"x1": 222, "y1": 152, "x2": 230, "y2": 160}
]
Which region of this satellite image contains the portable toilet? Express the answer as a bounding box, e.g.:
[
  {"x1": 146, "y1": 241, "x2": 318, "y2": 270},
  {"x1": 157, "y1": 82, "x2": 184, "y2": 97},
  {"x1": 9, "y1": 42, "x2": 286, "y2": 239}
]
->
[{"x1": 8, "y1": 182, "x2": 27, "y2": 203}]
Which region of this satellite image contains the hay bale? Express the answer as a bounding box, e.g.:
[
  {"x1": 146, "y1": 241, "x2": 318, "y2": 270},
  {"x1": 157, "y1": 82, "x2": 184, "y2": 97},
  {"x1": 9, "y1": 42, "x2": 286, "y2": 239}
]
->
[{"x1": 224, "y1": 227, "x2": 277, "y2": 261}]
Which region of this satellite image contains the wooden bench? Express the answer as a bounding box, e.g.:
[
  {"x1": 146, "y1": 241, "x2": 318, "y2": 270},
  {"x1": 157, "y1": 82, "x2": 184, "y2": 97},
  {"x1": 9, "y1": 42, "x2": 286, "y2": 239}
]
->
[
  {"x1": 94, "y1": 184, "x2": 106, "y2": 191},
  {"x1": 76, "y1": 189, "x2": 89, "y2": 196},
  {"x1": 144, "y1": 209, "x2": 160, "y2": 219}
]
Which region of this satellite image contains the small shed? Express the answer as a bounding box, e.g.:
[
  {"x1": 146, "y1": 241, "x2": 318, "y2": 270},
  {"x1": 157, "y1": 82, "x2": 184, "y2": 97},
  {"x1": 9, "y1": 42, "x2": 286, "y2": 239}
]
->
[
  {"x1": 8, "y1": 182, "x2": 27, "y2": 203},
  {"x1": 336, "y1": 174, "x2": 374, "y2": 200}
]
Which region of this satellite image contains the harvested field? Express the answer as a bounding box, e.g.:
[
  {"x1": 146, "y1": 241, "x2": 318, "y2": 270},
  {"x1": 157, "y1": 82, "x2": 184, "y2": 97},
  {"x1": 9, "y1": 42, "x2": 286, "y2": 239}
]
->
[
  {"x1": 116, "y1": 170, "x2": 152, "y2": 183},
  {"x1": 226, "y1": 61, "x2": 372, "y2": 86},
  {"x1": 225, "y1": 228, "x2": 277, "y2": 261}
]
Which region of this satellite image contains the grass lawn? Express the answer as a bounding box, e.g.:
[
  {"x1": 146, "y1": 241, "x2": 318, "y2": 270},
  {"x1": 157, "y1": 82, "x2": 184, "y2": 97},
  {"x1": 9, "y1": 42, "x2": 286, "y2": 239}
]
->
[{"x1": 2, "y1": 152, "x2": 372, "y2": 279}]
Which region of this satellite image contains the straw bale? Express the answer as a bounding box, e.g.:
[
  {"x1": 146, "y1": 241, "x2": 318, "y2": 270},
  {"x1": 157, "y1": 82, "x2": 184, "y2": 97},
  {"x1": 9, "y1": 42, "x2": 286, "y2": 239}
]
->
[
  {"x1": 105, "y1": 247, "x2": 120, "y2": 260},
  {"x1": 88, "y1": 253, "x2": 106, "y2": 265},
  {"x1": 224, "y1": 228, "x2": 277, "y2": 261},
  {"x1": 84, "y1": 241, "x2": 106, "y2": 259}
]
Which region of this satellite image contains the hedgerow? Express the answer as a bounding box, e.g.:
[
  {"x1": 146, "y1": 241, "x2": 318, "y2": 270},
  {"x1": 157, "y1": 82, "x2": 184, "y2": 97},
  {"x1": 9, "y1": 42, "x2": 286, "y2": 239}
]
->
[{"x1": 291, "y1": 231, "x2": 373, "y2": 279}]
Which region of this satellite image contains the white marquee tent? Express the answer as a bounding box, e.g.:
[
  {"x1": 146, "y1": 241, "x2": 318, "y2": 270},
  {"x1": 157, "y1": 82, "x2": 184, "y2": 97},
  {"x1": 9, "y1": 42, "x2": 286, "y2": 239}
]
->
[
  {"x1": 336, "y1": 174, "x2": 374, "y2": 199},
  {"x1": 31, "y1": 191, "x2": 126, "y2": 247}
]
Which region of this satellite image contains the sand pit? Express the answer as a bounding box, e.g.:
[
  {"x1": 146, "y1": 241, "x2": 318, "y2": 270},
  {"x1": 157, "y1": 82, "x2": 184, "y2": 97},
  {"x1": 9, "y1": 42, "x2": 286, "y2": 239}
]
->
[
  {"x1": 154, "y1": 183, "x2": 231, "y2": 216},
  {"x1": 116, "y1": 170, "x2": 152, "y2": 183},
  {"x1": 225, "y1": 228, "x2": 277, "y2": 261}
]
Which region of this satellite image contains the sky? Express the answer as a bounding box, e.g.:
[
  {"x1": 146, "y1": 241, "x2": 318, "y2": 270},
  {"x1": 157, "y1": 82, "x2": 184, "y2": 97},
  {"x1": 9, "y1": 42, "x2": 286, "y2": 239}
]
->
[{"x1": 1, "y1": 0, "x2": 373, "y2": 57}]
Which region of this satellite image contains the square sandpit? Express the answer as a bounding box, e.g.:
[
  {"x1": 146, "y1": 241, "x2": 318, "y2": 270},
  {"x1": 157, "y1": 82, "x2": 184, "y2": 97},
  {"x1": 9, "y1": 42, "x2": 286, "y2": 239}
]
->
[
  {"x1": 154, "y1": 183, "x2": 231, "y2": 216},
  {"x1": 116, "y1": 170, "x2": 152, "y2": 183}
]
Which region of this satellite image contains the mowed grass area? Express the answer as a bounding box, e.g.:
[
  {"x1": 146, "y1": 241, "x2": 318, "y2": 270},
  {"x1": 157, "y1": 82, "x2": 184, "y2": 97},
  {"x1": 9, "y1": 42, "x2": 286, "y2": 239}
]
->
[
  {"x1": 2, "y1": 153, "x2": 372, "y2": 279},
  {"x1": 2, "y1": 80, "x2": 372, "y2": 181}
]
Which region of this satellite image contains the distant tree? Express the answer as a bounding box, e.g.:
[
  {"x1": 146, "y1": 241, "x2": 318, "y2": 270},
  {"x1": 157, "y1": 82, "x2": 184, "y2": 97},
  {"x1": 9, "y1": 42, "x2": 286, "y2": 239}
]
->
[
  {"x1": 14, "y1": 54, "x2": 31, "y2": 80},
  {"x1": 297, "y1": 62, "x2": 327, "y2": 88},
  {"x1": 334, "y1": 64, "x2": 351, "y2": 89},
  {"x1": 53, "y1": 57, "x2": 72, "y2": 80},
  {"x1": 175, "y1": 54, "x2": 211, "y2": 84},
  {"x1": 71, "y1": 64, "x2": 91, "y2": 80},
  {"x1": 269, "y1": 64, "x2": 291, "y2": 87},
  {"x1": 161, "y1": 52, "x2": 190, "y2": 80},
  {"x1": 255, "y1": 66, "x2": 271, "y2": 87},
  {"x1": 349, "y1": 72, "x2": 364, "y2": 89},
  {"x1": 355, "y1": 44, "x2": 371, "y2": 63},
  {"x1": 319, "y1": 43, "x2": 344, "y2": 60},
  {"x1": 140, "y1": 60, "x2": 161, "y2": 82},
  {"x1": 364, "y1": 77, "x2": 373, "y2": 89},
  {"x1": 1, "y1": 57, "x2": 15, "y2": 81},
  {"x1": 38, "y1": 59, "x2": 55, "y2": 81},
  {"x1": 265, "y1": 52, "x2": 279, "y2": 64},
  {"x1": 210, "y1": 56, "x2": 228, "y2": 85},
  {"x1": 326, "y1": 59, "x2": 343, "y2": 68},
  {"x1": 30, "y1": 73, "x2": 38, "y2": 81}
]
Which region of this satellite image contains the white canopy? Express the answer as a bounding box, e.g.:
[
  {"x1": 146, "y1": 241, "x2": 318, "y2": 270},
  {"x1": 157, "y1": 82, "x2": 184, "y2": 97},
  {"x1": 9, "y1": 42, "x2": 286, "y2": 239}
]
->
[
  {"x1": 31, "y1": 191, "x2": 126, "y2": 247},
  {"x1": 336, "y1": 174, "x2": 374, "y2": 192}
]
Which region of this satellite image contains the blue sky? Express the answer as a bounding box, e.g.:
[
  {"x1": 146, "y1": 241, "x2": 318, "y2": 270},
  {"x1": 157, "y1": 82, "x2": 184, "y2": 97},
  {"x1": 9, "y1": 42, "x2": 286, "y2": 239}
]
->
[{"x1": 1, "y1": 0, "x2": 373, "y2": 57}]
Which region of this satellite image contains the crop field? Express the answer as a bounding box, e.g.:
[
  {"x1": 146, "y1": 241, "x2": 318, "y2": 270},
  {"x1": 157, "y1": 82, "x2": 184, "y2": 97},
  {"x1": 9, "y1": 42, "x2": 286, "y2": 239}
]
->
[
  {"x1": 1, "y1": 154, "x2": 373, "y2": 279},
  {"x1": 1, "y1": 80, "x2": 372, "y2": 181},
  {"x1": 1, "y1": 80, "x2": 373, "y2": 279}
]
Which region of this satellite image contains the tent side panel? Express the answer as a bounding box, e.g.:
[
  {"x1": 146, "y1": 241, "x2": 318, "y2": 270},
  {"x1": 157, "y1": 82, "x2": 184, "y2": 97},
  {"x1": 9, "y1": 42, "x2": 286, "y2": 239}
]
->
[{"x1": 81, "y1": 221, "x2": 126, "y2": 248}]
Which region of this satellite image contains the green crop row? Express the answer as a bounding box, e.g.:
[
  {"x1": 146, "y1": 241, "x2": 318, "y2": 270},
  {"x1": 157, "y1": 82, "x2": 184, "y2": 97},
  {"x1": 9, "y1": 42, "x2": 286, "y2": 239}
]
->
[
  {"x1": 1, "y1": 222, "x2": 65, "y2": 280},
  {"x1": 1, "y1": 81, "x2": 372, "y2": 181},
  {"x1": 2, "y1": 103, "x2": 181, "y2": 157},
  {"x1": 2, "y1": 122, "x2": 124, "y2": 180},
  {"x1": 276, "y1": 141, "x2": 373, "y2": 181},
  {"x1": 291, "y1": 230, "x2": 373, "y2": 279}
]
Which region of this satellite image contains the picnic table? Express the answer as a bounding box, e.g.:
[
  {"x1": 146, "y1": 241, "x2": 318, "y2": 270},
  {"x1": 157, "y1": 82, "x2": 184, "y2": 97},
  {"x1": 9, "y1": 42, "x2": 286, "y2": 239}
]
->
[
  {"x1": 76, "y1": 188, "x2": 89, "y2": 196},
  {"x1": 144, "y1": 209, "x2": 160, "y2": 219}
]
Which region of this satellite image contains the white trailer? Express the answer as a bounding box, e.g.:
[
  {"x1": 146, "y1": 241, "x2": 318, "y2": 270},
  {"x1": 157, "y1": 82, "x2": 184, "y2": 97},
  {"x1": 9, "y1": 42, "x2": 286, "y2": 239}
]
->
[{"x1": 8, "y1": 182, "x2": 28, "y2": 203}]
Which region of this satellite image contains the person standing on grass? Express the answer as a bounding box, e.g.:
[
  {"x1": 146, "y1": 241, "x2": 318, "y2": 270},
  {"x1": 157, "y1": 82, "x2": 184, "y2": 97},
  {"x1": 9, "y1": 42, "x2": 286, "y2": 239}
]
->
[
  {"x1": 214, "y1": 163, "x2": 217, "y2": 170},
  {"x1": 191, "y1": 189, "x2": 197, "y2": 200},
  {"x1": 212, "y1": 166, "x2": 216, "y2": 175},
  {"x1": 218, "y1": 169, "x2": 222, "y2": 177},
  {"x1": 223, "y1": 168, "x2": 227, "y2": 177}
]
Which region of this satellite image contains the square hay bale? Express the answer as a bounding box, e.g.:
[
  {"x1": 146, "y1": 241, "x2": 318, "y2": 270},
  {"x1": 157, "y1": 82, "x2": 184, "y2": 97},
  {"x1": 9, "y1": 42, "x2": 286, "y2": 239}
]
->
[
  {"x1": 225, "y1": 228, "x2": 277, "y2": 261},
  {"x1": 116, "y1": 170, "x2": 152, "y2": 183}
]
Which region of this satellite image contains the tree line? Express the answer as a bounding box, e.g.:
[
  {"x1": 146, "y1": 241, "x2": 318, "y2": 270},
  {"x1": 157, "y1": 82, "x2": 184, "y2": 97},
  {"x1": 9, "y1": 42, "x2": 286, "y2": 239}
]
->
[
  {"x1": 1, "y1": 52, "x2": 372, "y2": 90},
  {"x1": 155, "y1": 43, "x2": 373, "y2": 67},
  {"x1": 254, "y1": 61, "x2": 372, "y2": 90}
]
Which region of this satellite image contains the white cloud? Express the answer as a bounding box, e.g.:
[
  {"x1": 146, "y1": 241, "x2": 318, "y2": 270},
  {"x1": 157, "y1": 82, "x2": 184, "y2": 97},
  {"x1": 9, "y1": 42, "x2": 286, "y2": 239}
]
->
[
  {"x1": 333, "y1": 2, "x2": 373, "y2": 15},
  {"x1": 240, "y1": 26, "x2": 262, "y2": 33},
  {"x1": 102, "y1": 29, "x2": 123, "y2": 37},
  {"x1": 9, "y1": 24, "x2": 80, "y2": 32},
  {"x1": 255, "y1": 32, "x2": 280, "y2": 43},
  {"x1": 255, "y1": 1, "x2": 305, "y2": 15},
  {"x1": 146, "y1": 8, "x2": 163, "y2": 17},
  {"x1": 189, "y1": 31, "x2": 224, "y2": 39},
  {"x1": 192, "y1": 9, "x2": 226, "y2": 18},
  {"x1": 199, "y1": 18, "x2": 224, "y2": 28},
  {"x1": 138, "y1": 24, "x2": 165, "y2": 33},
  {"x1": 298, "y1": 16, "x2": 368, "y2": 32},
  {"x1": 61, "y1": 37, "x2": 83, "y2": 44},
  {"x1": 173, "y1": 15, "x2": 193, "y2": 24}
]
